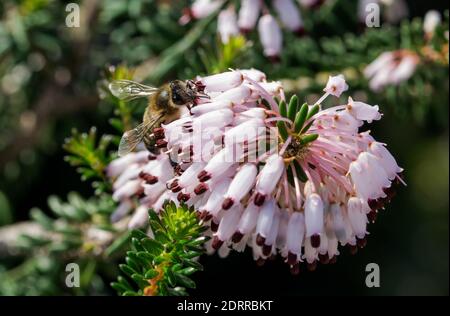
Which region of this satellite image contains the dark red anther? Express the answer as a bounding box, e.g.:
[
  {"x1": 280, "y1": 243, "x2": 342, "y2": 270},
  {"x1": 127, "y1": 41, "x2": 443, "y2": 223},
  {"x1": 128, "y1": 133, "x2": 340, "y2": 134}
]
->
[
  {"x1": 253, "y1": 193, "x2": 266, "y2": 206},
  {"x1": 239, "y1": 27, "x2": 251, "y2": 35},
  {"x1": 383, "y1": 186, "x2": 397, "y2": 199},
  {"x1": 145, "y1": 175, "x2": 158, "y2": 185},
  {"x1": 231, "y1": 231, "x2": 244, "y2": 243},
  {"x1": 268, "y1": 55, "x2": 281, "y2": 64},
  {"x1": 311, "y1": 234, "x2": 321, "y2": 248},
  {"x1": 307, "y1": 261, "x2": 317, "y2": 272},
  {"x1": 171, "y1": 185, "x2": 182, "y2": 193},
  {"x1": 198, "y1": 210, "x2": 208, "y2": 220},
  {"x1": 262, "y1": 244, "x2": 272, "y2": 256},
  {"x1": 199, "y1": 174, "x2": 211, "y2": 182},
  {"x1": 194, "y1": 80, "x2": 206, "y2": 93},
  {"x1": 210, "y1": 220, "x2": 219, "y2": 232},
  {"x1": 255, "y1": 234, "x2": 265, "y2": 247},
  {"x1": 194, "y1": 183, "x2": 208, "y2": 195},
  {"x1": 348, "y1": 244, "x2": 358, "y2": 255},
  {"x1": 136, "y1": 189, "x2": 145, "y2": 199},
  {"x1": 177, "y1": 192, "x2": 190, "y2": 202},
  {"x1": 211, "y1": 237, "x2": 223, "y2": 250},
  {"x1": 368, "y1": 199, "x2": 379, "y2": 211},
  {"x1": 255, "y1": 258, "x2": 266, "y2": 267},
  {"x1": 294, "y1": 27, "x2": 306, "y2": 37},
  {"x1": 168, "y1": 179, "x2": 178, "y2": 190},
  {"x1": 368, "y1": 210, "x2": 378, "y2": 223},
  {"x1": 153, "y1": 127, "x2": 165, "y2": 139},
  {"x1": 197, "y1": 170, "x2": 210, "y2": 182},
  {"x1": 287, "y1": 252, "x2": 298, "y2": 266},
  {"x1": 319, "y1": 254, "x2": 330, "y2": 265},
  {"x1": 222, "y1": 197, "x2": 234, "y2": 210},
  {"x1": 155, "y1": 139, "x2": 168, "y2": 148},
  {"x1": 310, "y1": 0, "x2": 325, "y2": 9},
  {"x1": 290, "y1": 263, "x2": 300, "y2": 276},
  {"x1": 148, "y1": 154, "x2": 157, "y2": 161},
  {"x1": 329, "y1": 256, "x2": 337, "y2": 264},
  {"x1": 357, "y1": 236, "x2": 367, "y2": 249}
]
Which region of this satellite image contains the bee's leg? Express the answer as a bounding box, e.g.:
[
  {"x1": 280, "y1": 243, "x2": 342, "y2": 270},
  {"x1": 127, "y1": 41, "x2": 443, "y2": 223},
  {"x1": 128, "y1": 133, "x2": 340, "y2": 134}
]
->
[{"x1": 143, "y1": 133, "x2": 158, "y2": 154}]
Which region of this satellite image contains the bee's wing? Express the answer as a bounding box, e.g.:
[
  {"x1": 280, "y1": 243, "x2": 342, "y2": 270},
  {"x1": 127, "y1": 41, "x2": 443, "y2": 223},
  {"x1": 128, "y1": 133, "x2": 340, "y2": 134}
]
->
[
  {"x1": 118, "y1": 112, "x2": 165, "y2": 157},
  {"x1": 109, "y1": 80, "x2": 159, "y2": 101}
]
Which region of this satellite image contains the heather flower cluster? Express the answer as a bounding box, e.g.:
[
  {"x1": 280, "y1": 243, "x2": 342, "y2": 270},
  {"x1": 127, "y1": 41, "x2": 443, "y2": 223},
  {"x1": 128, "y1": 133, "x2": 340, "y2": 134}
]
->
[
  {"x1": 181, "y1": 0, "x2": 324, "y2": 60},
  {"x1": 364, "y1": 50, "x2": 420, "y2": 92},
  {"x1": 364, "y1": 10, "x2": 448, "y2": 91},
  {"x1": 108, "y1": 69, "x2": 404, "y2": 274}
]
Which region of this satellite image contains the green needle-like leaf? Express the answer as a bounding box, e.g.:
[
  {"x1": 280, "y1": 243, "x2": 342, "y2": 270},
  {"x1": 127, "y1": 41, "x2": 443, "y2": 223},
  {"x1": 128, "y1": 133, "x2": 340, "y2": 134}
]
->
[
  {"x1": 295, "y1": 103, "x2": 309, "y2": 133},
  {"x1": 113, "y1": 203, "x2": 206, "y2": 296},
  {"x1": 288, "y1": 95, "x2": 299, "y2": 121}
]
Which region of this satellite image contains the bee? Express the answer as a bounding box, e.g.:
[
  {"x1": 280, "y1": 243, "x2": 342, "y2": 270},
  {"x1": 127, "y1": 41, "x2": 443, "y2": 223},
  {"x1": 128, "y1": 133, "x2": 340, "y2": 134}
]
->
[{"x1": 109, "y1": 79, "x2": 201, "y2": 157}]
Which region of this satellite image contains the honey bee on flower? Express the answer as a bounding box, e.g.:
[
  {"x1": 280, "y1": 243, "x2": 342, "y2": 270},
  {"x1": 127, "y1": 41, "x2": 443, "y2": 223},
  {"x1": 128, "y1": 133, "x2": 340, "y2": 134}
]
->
[{"x1": 107, "y1": 69, "x2": 404, "y2": 274}]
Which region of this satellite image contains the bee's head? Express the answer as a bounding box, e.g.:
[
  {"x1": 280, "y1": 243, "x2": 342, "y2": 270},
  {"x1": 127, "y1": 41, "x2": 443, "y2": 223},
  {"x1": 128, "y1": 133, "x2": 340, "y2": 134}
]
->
[{"x1": 169, "y1": 80, "x2": 196, "y2": 106}]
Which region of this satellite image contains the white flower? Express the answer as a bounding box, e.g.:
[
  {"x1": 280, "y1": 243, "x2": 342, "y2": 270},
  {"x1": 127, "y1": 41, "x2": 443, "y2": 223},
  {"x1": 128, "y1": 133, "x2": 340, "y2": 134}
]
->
[
  {"x1": 238, "y1": 0, "x2": 262, "y2": 32},
  {"x1": 218, "y1": 8, "x2": 240, "y2": 44},
  {"x1": 304, "y1": 193, "x2": 324, "y2": 247},
  {"x1": 346, "y1": 97, "x2": 381, "y2": 123},
  {"x1": 324, "y1": 74, "x2": 349, "y2": 97},
  {"x1": 258, "y1": 14, "x2": 283, "y2": 60},
  {"x1": 273, "y1": 0, "x2": 304, "y2": 34},
  {"x1": 381, "y1": 0, "x2": 408, "y2": 24},
  {"x1": 191, "y1": 0, "x2": 224, "y2": 19},
  {"x1": 424, "y1": 10, "x2": 441, "y2": 35},
  {"x1": 364, "y1": 50, "x2": 420, "y2": 91}
]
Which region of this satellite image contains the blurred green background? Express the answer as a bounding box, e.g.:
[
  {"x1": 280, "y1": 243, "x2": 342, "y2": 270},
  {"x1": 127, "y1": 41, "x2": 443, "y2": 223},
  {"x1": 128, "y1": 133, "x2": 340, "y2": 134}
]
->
[{"x1": 0, "y1": 0, "x2": 448, "y2": 295}]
